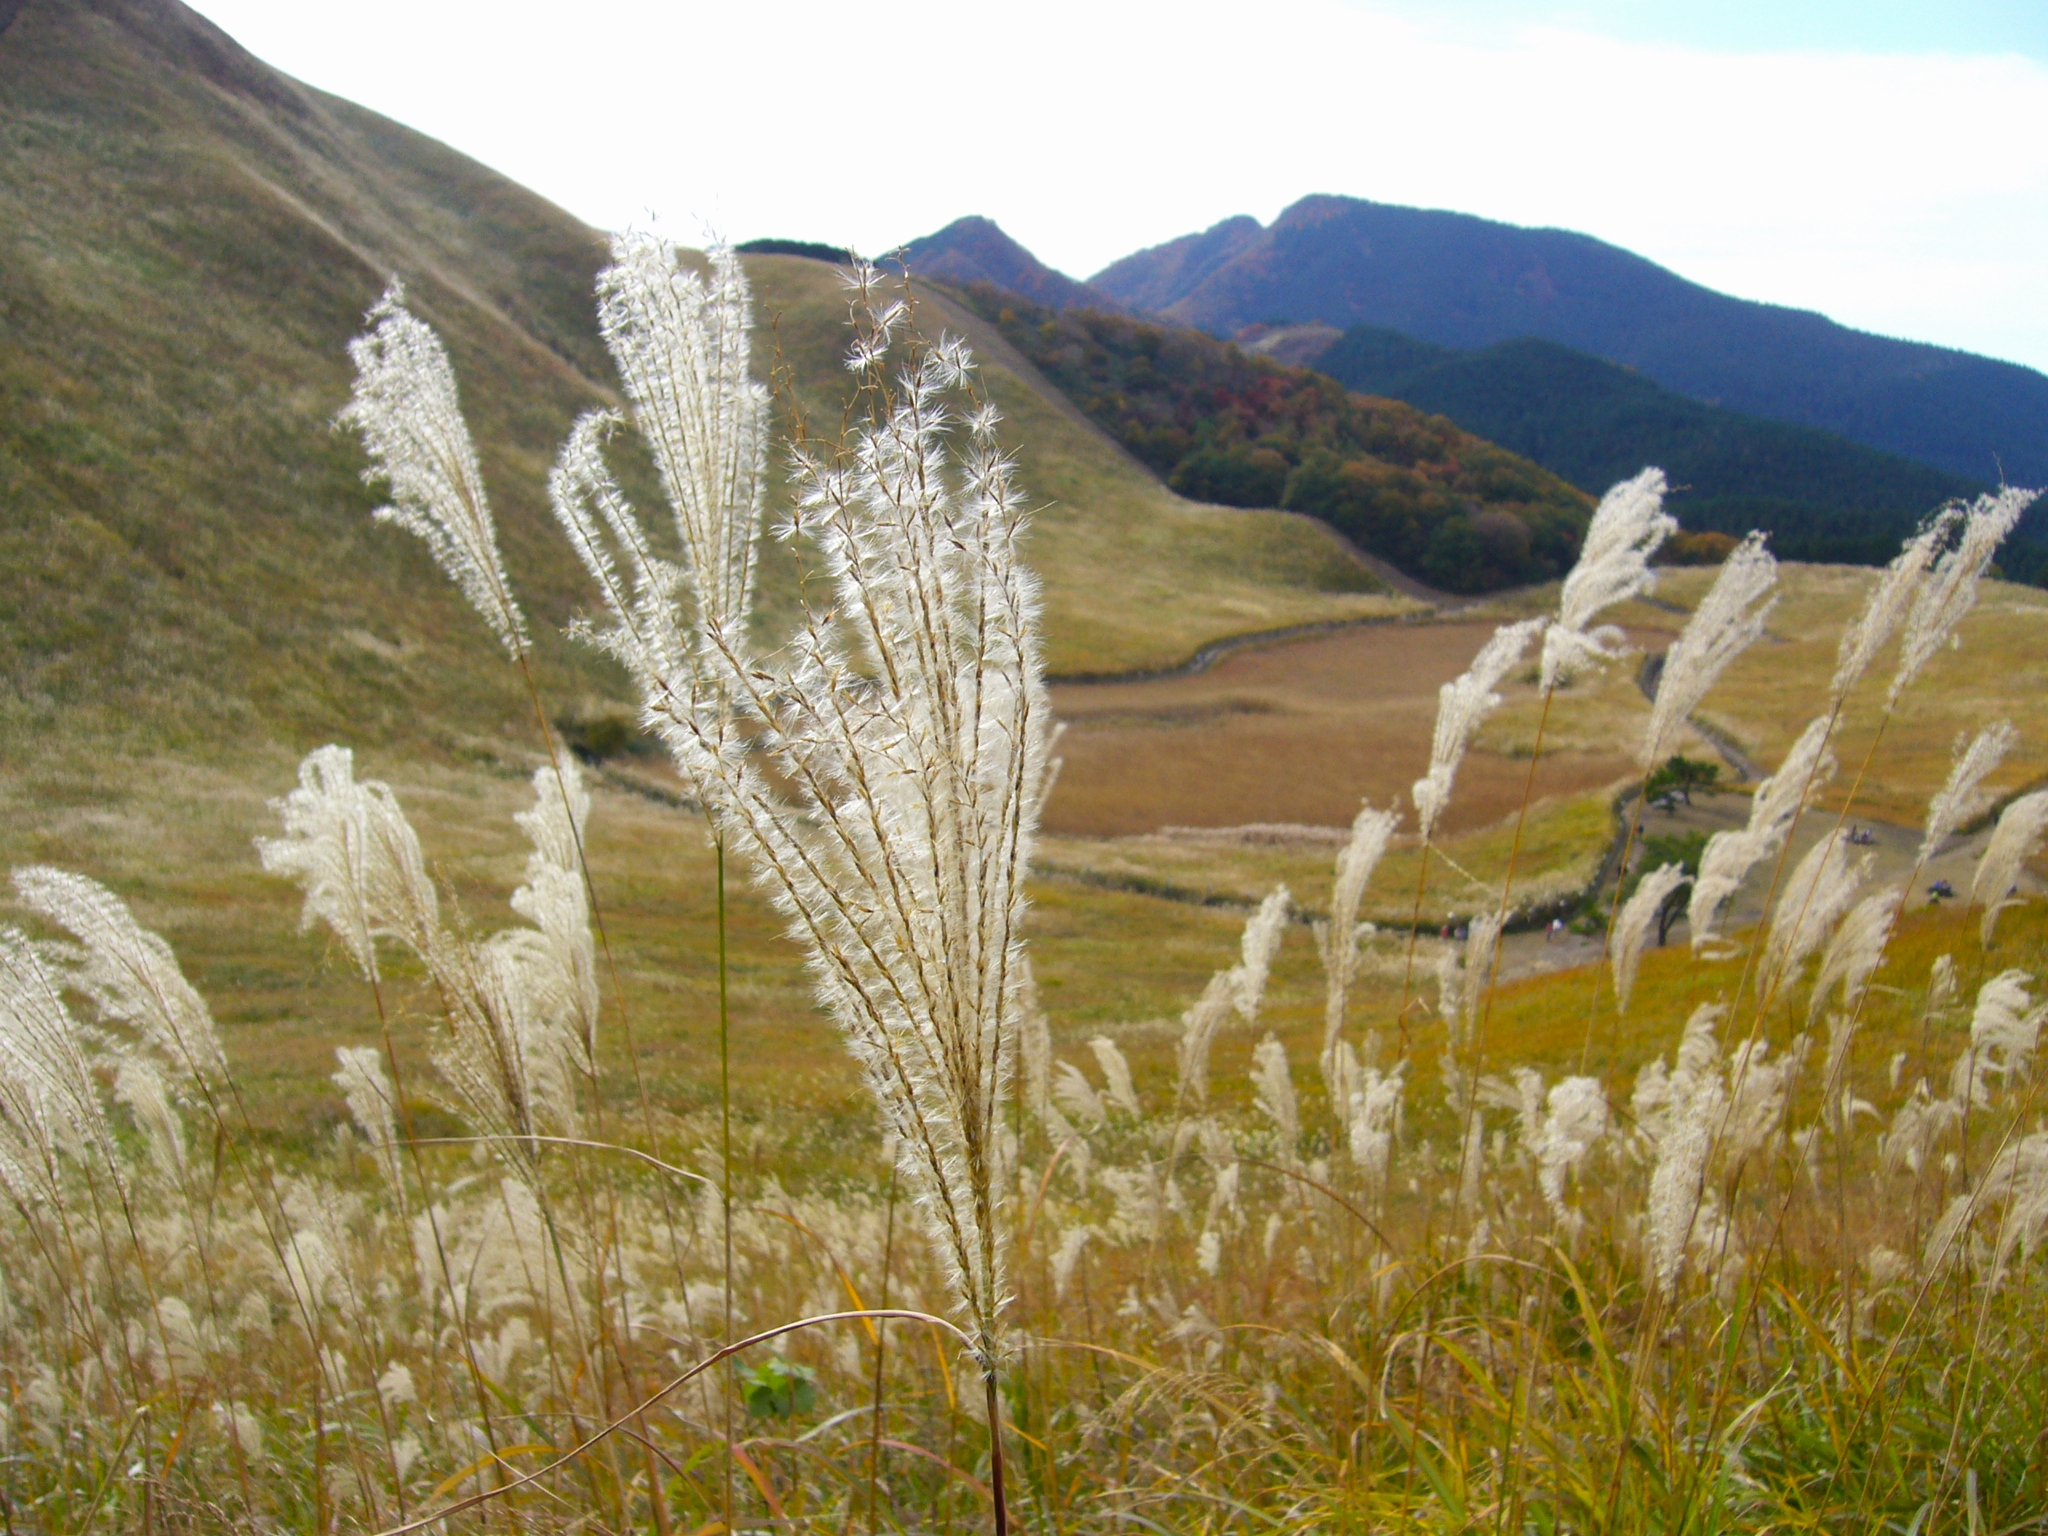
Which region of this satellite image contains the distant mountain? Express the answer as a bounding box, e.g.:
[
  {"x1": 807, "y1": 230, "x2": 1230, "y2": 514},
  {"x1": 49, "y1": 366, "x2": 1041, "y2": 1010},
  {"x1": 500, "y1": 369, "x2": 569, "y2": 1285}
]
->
[
  {"x1": 1313, "y1": 327, "x2": 2048, "y2": 578},
  {"x1": 1089, "y1": 196, "x2": 2048, "y2": 487},
  {"x1": 897, "y1": 217, "x2": 1112, "y2": 313},
  {"x1": 735, "y1": 237, "x2": 854, "y2": 265}
]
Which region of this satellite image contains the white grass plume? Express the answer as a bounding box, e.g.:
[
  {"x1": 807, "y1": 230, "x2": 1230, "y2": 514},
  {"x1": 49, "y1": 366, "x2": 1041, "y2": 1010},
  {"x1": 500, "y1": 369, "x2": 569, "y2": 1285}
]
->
[
  {"x1": 256, "y1": 745, "x2": 441, "y2": 980},
  {"x1": 1250, "y1": 1034, "x2": 1301, "y2": 1157},
  {"x1": 1341, "y1": 1052, "x2": 1404, "y2": 1199},
  {"x1": 1540, "y1": 468, "x2": 1676, "y2": 690},
  {"x1": 1051, "y1": 1061, "x2": 1106, "y2": 1130},
  {"x1": 1889, "y1": 488, "x2": 2039, "y2": 708},
  {"x1": 1318, "y1": 802, "x2": 1396, "y2": 1075},
  {"x1": 558, "y1": 263, "x2": 1046, "y2": 1368},
  {"x1": 1532, "y1": 1076, "x2": 1608, "y2": 1224},
  {"x1": 1087, "y1": 1037, "x2": 1140, "y2": 1117},
  {"x1": 1973, "y1": 788, "x2": 2048, "y2": 945},
  {"x1": 1612, "y1": 862, "x2": 1689, "y2": 1016},
  {"x1": 262, "y1": 748, "x2": 594, "y2": 1160},
  {"x1": 341, "y1": 284, "x2": 527, "y2": 656},
  {"x1": 1969, "y1": 969, "x2": 2046, "y2": 1087},
  {"x1": 1920, "y1": 720, "x2": 2015, "y2": 868},
  {"x1": 332, "y1": 1046, "x2": 403, "y2": 1202},
  {"x1": 1689, "y1": 715, "x2": 1836, "y2": 952},
  {"x1": 1413, "y1": 620, "x2": 1543, "y2": 839},
  {"x1": 1633, "y1": 1005, "x2": 1727, "y2": 1291},
  {"x1": 1638, "y1": 531, "x2": 1777, "y2": 769},
  {"x1": 12, "y1": 867, "x2": 226, "y2": 1089},
  {"x1": 1809, "y1": 889, "x2": 1900, "y2": 1022},
  {"x1": 507, "y1": 758, "x2": 599, "y2": 1069},
  {"x1": 1176, "y1": 886, "x2": 1292, "y2": 1111},
  {"x1": 1832, "y1": 510, "x2": 1961, "y2": 701},
  {"x1": 594, "y1": 236, "x2": 767, "y2": 635},
  {"x1": 0, "y1": 927, "x2": 122, "y2": 1201},
  {"x1": 112, "y1": 1055, "x2": 185, "y2": 1178},
  {"x1": 1759, "y1": 830, "x2": 1872, "y2": 1003},
  {"x1": 1439, "y1": 913, "x2": 1504, "y2": 1050}
]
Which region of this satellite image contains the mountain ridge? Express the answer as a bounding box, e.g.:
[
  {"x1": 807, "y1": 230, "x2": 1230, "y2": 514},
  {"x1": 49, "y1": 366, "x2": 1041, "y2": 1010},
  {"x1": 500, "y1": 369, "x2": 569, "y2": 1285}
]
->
[
  {"x1": 897, "y1": 216, "x2": 1113, "y2": 313},
  {"x1": 1087, "y1": 195, "x2": 2048, "y2": 487}
]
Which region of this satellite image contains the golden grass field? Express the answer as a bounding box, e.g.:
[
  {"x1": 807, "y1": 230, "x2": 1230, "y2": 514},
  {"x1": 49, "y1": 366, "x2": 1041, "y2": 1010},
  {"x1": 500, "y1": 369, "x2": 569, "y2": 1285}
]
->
[{"x1": 10, "y1": 564, "x2": 2041, "y2": 1148}]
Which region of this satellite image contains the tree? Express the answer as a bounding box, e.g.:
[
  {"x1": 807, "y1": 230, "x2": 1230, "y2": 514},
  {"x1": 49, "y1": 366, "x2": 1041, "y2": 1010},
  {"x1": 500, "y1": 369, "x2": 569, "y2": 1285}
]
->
[{"x1": 1645, "y1": 753, "x2": 1722, "y2": 806}]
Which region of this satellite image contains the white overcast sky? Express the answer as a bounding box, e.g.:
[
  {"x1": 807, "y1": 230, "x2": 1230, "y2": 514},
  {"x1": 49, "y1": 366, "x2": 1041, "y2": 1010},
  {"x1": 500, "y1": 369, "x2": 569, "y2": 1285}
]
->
[{"x1": 186, "y1": 0, "x2": 2048, "y2": 373}]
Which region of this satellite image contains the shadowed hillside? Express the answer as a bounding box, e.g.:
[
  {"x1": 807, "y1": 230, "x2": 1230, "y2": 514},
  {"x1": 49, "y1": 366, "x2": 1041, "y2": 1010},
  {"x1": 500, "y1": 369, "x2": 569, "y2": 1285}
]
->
[
  {"x1": 951, "y1": 285, "x2": 1593, "y2": 593},
  {"x1": 1313, "y1": 327, "x2": 2048, "y2": 579},
  {"x1": 1091, "y1": 196, "x2": 2048, "y2": 486}
]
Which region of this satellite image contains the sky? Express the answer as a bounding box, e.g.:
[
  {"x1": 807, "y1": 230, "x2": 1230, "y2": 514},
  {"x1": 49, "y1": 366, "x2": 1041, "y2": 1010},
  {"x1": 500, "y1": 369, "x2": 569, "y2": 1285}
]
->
[{"x1": 184, "y1": 0, "x2": 2048, "y2": 373}]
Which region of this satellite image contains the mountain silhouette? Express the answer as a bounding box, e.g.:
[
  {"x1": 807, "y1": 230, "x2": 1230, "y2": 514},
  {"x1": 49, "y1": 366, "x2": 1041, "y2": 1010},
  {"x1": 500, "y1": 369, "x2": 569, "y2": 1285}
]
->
[{"x1": 1091, "y1": 195, "x2": 2048, "y2": 486}]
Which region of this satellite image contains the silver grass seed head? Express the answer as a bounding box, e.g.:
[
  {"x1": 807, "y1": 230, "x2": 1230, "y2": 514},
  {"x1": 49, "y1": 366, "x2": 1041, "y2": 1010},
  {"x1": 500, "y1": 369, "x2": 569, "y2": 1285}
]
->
[
  {"x1": 1689, "y1": 714, "x2": 1837, "y2": 951},
  {"x1": 582, "y1": 268, "x2": 1046, "y2": 1366},
  {"x1": 1612, "y1": 862, "x2": 1690, "y2": 1016},
  {"x1": 1638, "y1": 530, "x2": 1777, "y2": 769},
  {"x1": 1087, "y1": 1037, "x2": 1140, "y2": 1117},
  {"x1": 1920, "y1": 719, "x2": 2016, "y2": 868},
  {"x1": 111, "y1": 1054, "x2": 186, "y2": 1178},
  {"x1": 595, "y1": 235, "x2": 767, "y2": 638},
  {"x1": 1250, "y1": 1034, "x2": 1301, "y2": 1155},
  {"x1": 1233, "y1": 886, "x2": 1292, "y2": 1022},
  {"x1": 1889, "y1": 487, "x2": 2040, "y2": 708},
  {"x1": 1832, "y1": 510, "x2": 1960, "y2": 701},
  {"x1": 1973, "y1": 788, "x2": 2048, "y2": 946},
  {"x1": 332, "y1": 1046, "x2": 404, "y2": 1201},
  {"x1": 12, "y1": 866, "x2": 227, "y2": 1087},
  {"x1": 0, "y1": 927, "x2": 122, "y2": 1186},
  {"x1": 341, "y1": 284, "x2": 528, "y2": 657},
  {"x1": 1761, "y1": 830, "x2": 1872, "y2": 1001},
  {"x1": 1323, "y1": 801, "x2": 1398, "y2": 1070},
  {"x1": 1969, "y1": 969, "x2": 2047, "y2": 1084},
  {"x1": 1413, "y1": 619, "x2": 1543, "y2": 839},
  {"x1": 1533, "y1": 1076, "x2": 1609, "y2": 1222},
  {"x1": 1541, "y1": 468, "x2": 1676, "y2": 691},
  {"x1": 257, "y1": 746, "x2": 442, "y2": 981},
  {"x1": 1809, "y1": 888, "x2": 1901, "y2": 1023}
]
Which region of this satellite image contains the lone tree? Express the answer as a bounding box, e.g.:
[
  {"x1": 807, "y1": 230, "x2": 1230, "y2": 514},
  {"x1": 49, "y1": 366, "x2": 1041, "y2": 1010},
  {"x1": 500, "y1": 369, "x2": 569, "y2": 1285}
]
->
[{"x1": 1646, "y1": 753, "x2": 1722, "y2": 807}]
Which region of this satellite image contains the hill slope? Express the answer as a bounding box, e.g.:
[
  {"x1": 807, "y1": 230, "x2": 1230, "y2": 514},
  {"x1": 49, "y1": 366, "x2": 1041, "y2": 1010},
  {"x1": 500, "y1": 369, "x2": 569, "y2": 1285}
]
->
[
  {"x1": 0, "y1": 0, "x2": 1397, "y2": 772},
  {"x1": 1313, "y1": 328, "x2": 2048, "y2": 577},
  {"x1": 1090, "y1": 196, "x2": 2048, "y2": 486}
]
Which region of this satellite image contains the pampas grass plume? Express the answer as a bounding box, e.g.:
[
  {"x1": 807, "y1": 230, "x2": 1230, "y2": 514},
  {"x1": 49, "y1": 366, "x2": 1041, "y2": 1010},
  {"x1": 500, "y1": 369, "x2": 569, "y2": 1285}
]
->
[
  {"x1": 1612, "y1": 862, "x2": 1689, "y2": 1016},
  {"x1": 1638, "y1": 530, "x2": 1777, "y2": 769},
  {"x1": 1920, "y1": 719, "x2": 2016, "y2": 867},
  {"x1": 341, "y1": 284, "x2": 528, "y2": 656},
  {"x1": 1690, "y1": 715, "x2": 1837, "y2": 951},
  {"x1": 1541, "y1": 468, "x2": 1677, "y2": 690},
  {"x1": 1889, "y1": 488, "x2": 2040, "y2": 707},
  {"x1": 1413, "y1": 620, "x2": 1543, "y2": 838},
  {"x1": 1973, "y1": 788, "x2": 2048, "y2": 944}
]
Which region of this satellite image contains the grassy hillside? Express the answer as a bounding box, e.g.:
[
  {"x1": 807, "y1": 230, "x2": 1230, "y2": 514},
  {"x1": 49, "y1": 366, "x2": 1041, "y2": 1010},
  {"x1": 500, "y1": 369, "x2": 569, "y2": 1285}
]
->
[
  {"x1": 1313, "y1": 327, "x2": 2047, "y2": 579},
  {"x1": 1089, "y1": 194, "x2": 2048, "y2": 486},
  {"x1": 952, "y1": 285, "x2": 1595, "y2": 593},
  {"x1": 0, "y1": 0, "x2": 1397, "y2": 783}
]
